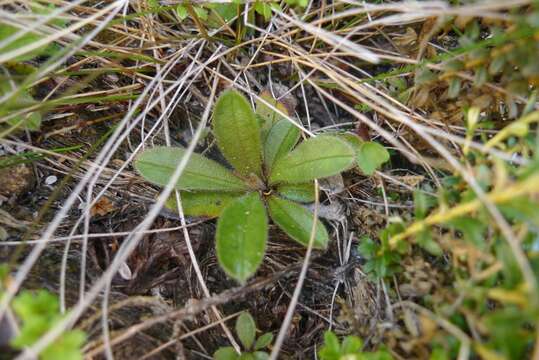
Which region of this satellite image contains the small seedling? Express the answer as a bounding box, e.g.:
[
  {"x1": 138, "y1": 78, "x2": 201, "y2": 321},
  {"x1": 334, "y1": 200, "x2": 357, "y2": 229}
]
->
[
  {"x1": 318, "y1": 331, "x2": 393, "y2": 360},
  {"x1": 8, "y1": 290, "x2": 86, "y2": 360},
  {"x1": 213, "y1": 312, "x2": 273, "y2": 360},
  {"x1": 135, "y1": 89, "x2": 389, "y2": 282}
]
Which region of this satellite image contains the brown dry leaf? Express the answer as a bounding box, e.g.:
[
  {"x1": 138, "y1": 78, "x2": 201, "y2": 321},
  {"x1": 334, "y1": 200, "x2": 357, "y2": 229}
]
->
[
  {"x1": 455, "y1": 16, "x2": 473, "y2": 29},
  {"x1": 400, "y1": 256, "x2": 440, "y2": 298},
  {"x1": 403, "y1": 308, "x2": 420, "y2": 337},
  {"x1": 394, "y1": 175, "x2": 425, "y2": 188},
  {"x1": 411, "y1": 86, "x2": 431, "y2": 108},
  {"x1": 418, "y1": 314, "x2": 437, "y2": 342},
  {"x1": 394, "y1": 27, "x2": 418, "y2": 48},
  {"x1": 90, "y1": 196, "x2": 115, "y2": 217},
  {"x1": 419, "y1": 18, "x2": 437, "y2": 38}
]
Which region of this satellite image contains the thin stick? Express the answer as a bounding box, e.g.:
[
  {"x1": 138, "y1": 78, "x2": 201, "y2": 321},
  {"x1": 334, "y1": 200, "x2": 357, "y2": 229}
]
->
[{"x1": 269, "y1": 180, "x2": 320, "y2": 359}]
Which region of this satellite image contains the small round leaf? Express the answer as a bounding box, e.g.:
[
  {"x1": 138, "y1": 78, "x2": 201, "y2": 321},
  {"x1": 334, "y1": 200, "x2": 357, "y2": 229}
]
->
[
  {"x1": 254, "y1": 333, "x2": 273, "y2": 351},
  {"x1": 356, "y1": 142, "x2": 390, "y2": 175},
  {"x1": 236, "y1": 312, "x2": 256, "y2": 350},
  {"x1": 214, "y1": 347, "x2": 239, "y2": 360}
]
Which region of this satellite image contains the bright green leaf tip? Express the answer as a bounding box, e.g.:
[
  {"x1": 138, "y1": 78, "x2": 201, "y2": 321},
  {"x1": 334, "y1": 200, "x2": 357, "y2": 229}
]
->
[
  {"x1": 337, "y1": 133, "x2": 390, "y2": 176},
  {"x1": 356, "y1": 142, "x2": 390, "y2": 175},
  {"x1": 213, "y1": 89, "x2": 263, "y2": 177}
]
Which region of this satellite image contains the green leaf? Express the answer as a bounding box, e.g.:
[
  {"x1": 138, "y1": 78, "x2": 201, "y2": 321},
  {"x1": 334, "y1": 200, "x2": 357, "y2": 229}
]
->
[
  {"x1": 12, "y1": 290, "x2": 58, "y2": 327},
  {"x1": 338, "y1": 132, "x2": 364, "y2": 149},
  {"x1": 253, "y1": 352, "x2": 270, "y2": 360},
  {"x1": 473, "y1": 66, "x2": 488, "y2": 87},
  {"x1": 254, "y1": 333, "x2": 273, "y2": 350},
  {"x1": 0, "y1": 84, "x2": 41, "y2": 131},
  {"x1": 31, "y1": 3, "x2": 69, "y2": 27},
  {"x1": 483, "y1": 307, "x2": 531, "y2": 359},
  {"x1": 194, "y1": 6, "x2": 209, "y2": 21},
  {"x1": 239, "y1": 354, "x2": 255, "y2": 360},
  {"x1": 447, "y1": 78, "x2": 461, "y2": 99},
  {"x1": 147, "y1": 0, "x2": 160, "y2": 10},
  {"x1": 285, "y1": 0, "x2": 308, "y2": 7},
  {"x1": 416, "y1": 229, "x2": 443, "y2": 256},
  {"x1": 270, "y1": 3, "x2": 283, "y2": 12},
  {"x1": 498, "y1": 196, "x2": 539, "y2": 227},
  {"x1": 357, "y1": 236, "x2": 377, "y2": 258},
  {"x1": 263, "y1": 119, "x2": 300, "y2": 172},
  {"x1": 276, "y1": 182, "x2": 315, "y2": 203},
  {"x1": 267, "y1": 196, "x2": 328, "y2": 249},
  {"x1": 414, "y1": 68, "x2": 437, "y2": 85},
  {"x1": 213, "y1": 90, "x2": 263, "y2": 177},
  {"x1": 269, "y1": 136, "x2": 355, "y2": 185},
  {"x1": 341, "y1": 335, "x2": 363, "y2": 354},
  {"x1": 41, "y1": 330, "x2": 85, "y2": 360},
  {"x1": 214, "y1": 347, "x2": 239, "y2": 360},
  {"x1": 318, "y1": 331, "x2": 341, "y2": 360},
  {"x1": 414, "y1": 190, "x2": 436, "y2": 219},
  {"x1": 176, "y1": 5, "x2": 188, "y2": 20},
  {"x1": 11, "y1": 290, "x2": 85, "y2": 360},
  {"x1": 11, "y1": 290, "x2": 58, "y2": 349},
  {"x1": 254, "y1": 2, "x2": 272, "y2": 21},
  {"x1": 165, "y1": 191, "x2": 243, "y2": 217},
  {"x1": 135, "y1": 147, "x2": 249, "y2": 192},
  {"x1": 216, "y1": 193, "x2": 268, "y2": 283},
  {"x1": 236, "y1": 312, "x2": 256, "y2": 349},
  {"x1": 489, "y1": 56, "x2": 506, "y2": 75},
  {"x1": 339, "y1": 133, "x2": 390, "y2": 176},
  {"x1": 7, "y1": 111, "x2": 41, "y2": 131},
  {"x1": 362, "y1": 349, "x2": 394, "y2": 360},
  {"x1": 0, "y1": 5, "x2": 64, "y2": 62},
  {"x1": 208, "y1": 4, "x2": 237, "y2": 23},
  {"x1": 356, "y1": 142, "x2": 390, "y2": 175},
  {"x1": 448, "y1": 217, "x2": 486, "y2": 250},
  {"x1": 430, "y1": 347, "x2": 450, "y2": 360}
]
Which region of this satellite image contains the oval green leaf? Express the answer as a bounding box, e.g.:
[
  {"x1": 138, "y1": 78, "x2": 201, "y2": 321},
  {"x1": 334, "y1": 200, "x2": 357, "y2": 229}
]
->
[
  {"x1": 236, "y1": 312, "x2": 256, "y2": 349},
  {"x1": 267, "y1": 196, "x2": 328, "y2": 249},
  {"x1": 337, "y1": 132, "x2": 364, "y2": 150},
  {"x1": 134, "y1": 147, "x2": 249, "y2": 192},
  {"x1": 213, "y1": 90, "x2": 263, "y2": 177},
  {"x1": 214, "y1": 347, "x2": 239, "y2": 360},
  {"x1": 264, "y1": 119, "x2": 300, "y2": 172},
  {"x1": 276, "y1": 182, "x2": 315, "y2": 203},
  {"x1": 216, "y1": 193, "x2": 268, "y2": 283},
  {"x1": 254, "y1": 333, "x2": 274, "y2": 351},
  {"x1": 253, "y1": 352, "x2": 269, "y2": 360},
  {"x1": 356, "y1": 141, "x2": 390, "y2": 175},
  {"x1": 165, "y1": 191, "x2": 243, "y2": 217},
  {"x1": 269, "y1": 136, "x2": 355, "y2": 185}
]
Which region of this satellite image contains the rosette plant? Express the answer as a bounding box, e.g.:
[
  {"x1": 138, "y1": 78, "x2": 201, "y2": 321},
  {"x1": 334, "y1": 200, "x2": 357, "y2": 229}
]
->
[{"x1": 135, "y1": 89, "x2": 387, "y2": 283}]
